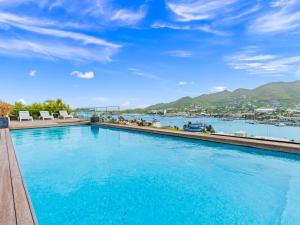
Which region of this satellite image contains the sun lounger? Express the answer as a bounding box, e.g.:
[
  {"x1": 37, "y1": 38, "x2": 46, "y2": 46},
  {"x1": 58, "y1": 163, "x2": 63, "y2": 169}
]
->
[
  {"x1": 18, "y1": 111, "x2": 33, "y2": 121},
  {"x1": 39, "y1": 111, "x2": 54, "y2": 120},
  {"x1": 59, "y1": 110, "x2": 73, "y2": 120}
]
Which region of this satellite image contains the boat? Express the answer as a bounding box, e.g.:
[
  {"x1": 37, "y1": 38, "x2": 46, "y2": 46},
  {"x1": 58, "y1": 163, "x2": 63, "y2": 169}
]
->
[
  {"x1": 234, "y1": 131, "x2": 247, "y2": 137},
  {"x1": 275, "y1": 122, "x2": 286, "y2": 127},
  {"x1": 183, "y1": 122, "x2": 207, "y2": 132},
  {"x1": 220, "y1": 118, "x2": 234, "y2": 121},
  {"x1": 151, "y1": 120, "x2": 161, "y2": 127}
]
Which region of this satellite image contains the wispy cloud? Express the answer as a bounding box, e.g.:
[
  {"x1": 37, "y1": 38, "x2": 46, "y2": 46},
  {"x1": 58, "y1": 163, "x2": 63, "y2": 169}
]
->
[
  {"x1": 0, "y1": 11, "x2": 86, "y2": 29},
  {"x1": 111, "y1": 5, "x2": 147, "y2": 25},
  {"x1": 18, "y1": 24, "x2": 120, "y2": 48},
  {"x1": 128, "y1": 68, "x2": 162, "y2": 81},
  {"x1": 29, "y1": 69, "x2": 37, "y2": 77},
  {"x1": 0, "y1": 38, "x2": 117, "y2": 62},
  {"x1": 0, "y1": 0, "x2": 33, "y2": 8},
  {"x1": 250, "y1": 0, "x2": 300, "y2": 33},
  {"x1": 226, "y1": 48, "x2": 300, "y2": 76},
  {"x1": 178, "y1": 81, "x2": 187, "y2": 85},
  {"x1": 18, "y1": 98, "x2": 26, "y2": 104},
  {"x1": 152, "y1": 22, "x2": 227, "y2": 35},
  {"x1": 221, "y1": 3, "x2": 261, "y2": 24},
  {"x1": 71, "y1": 71, "x2": 95, "y2": 79},
  {"x1": 0, "y1": 11, "x2": 121, "y2": 62},
  {"x1": 0, "y1": 0, "x2": 147, "y2": 26},
  {"x1": 166, "y1": 50, "x2": 192, "y2": 58},
  {"x1": 0, "y1": 12, "x2": 120, "y2": 48},
  {"x1": 166, "y1": 0, "x2": 240, "y2": 22},
  {"x1": 80, "y1": 1, "x2": 147, "y2": 26}
]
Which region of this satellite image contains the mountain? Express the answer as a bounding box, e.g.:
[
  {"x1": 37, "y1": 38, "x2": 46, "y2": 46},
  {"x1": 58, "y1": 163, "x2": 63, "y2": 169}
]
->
[{"x1": 146, "y1": 81, "x2": 300, "y2": 113}]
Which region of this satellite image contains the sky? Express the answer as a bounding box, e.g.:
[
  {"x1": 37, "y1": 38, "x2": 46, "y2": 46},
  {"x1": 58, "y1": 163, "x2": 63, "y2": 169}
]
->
[{"x1": 1, "y1": 0, "x2": 300, "y2": 109}]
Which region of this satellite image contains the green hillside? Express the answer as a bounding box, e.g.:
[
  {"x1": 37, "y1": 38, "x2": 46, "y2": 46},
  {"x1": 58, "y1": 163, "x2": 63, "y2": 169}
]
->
[{"x1": 146, "y1": 81, "x2": 300, "y2": 113}]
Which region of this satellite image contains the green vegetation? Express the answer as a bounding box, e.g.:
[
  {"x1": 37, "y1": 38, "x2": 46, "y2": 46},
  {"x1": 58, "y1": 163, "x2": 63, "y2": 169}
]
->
[
  {"x1": 152, "y1": 126, "x2": 182, "y2": 131},
  {"x1": 138, "y1": 81, "x2": 300, "y2": 114},
  {"x1": 10, "y1": 99, "x2": 72, "y2": 119}
]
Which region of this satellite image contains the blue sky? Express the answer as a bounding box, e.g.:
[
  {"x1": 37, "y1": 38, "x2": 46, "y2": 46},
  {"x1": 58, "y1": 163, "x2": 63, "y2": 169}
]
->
[{"x1": 1, "y1": 0, "x2": 300, "y2": 108}]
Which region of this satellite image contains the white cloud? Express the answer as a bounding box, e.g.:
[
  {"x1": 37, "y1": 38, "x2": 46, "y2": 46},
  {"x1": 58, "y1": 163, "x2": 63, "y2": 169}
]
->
[
  {"x1": 71, "y1": 71, "x2": 95, "y2": 79},
  {"x1": 0, "y1": 12, "x2": 120, "y2": 62},
  {"x1": 0, "y1": 1, "x2": 147, "y2": 27},
  {"x1": 179, "y1": 81, "x2": 187, "y2": 85},
  {"x1": 0, "y1": 38, "x2": 117, "y2": 63},
  {"x1": 0, "y1": 11, "x2": 87, "y2": 29},
  {"x1": 18, "y1": 25, "x2": 120, "y2": 48},
  {"x1": 29, "y1": 70, "x2": 37, "y2": 77},
  {"x1": 18, "y1": 98, "x2": 26, "y2": 104},
  {"x1": 221, "y1": 4, "x2": 261, "y2": 24},
  {"x1": 111, "y1": 6, "x2": 146, "y2": 25},
  {"x1": 226, "y1": 48, "x2": 300, "y2": 76},
  {"x1": 250, "y1": 0, "x2": 300, "y2": 33},
  {"x1": 94, "y1": 97, "x2": 107, "y2": 102},
  {"x1": 151, "y1": 22, "x2": 227, "y2": 35},
  {"x1": 81, "y1": 1, "x2": 147, "y2": 26},
  {"x1": 271, "y1": 0, "x2": 293, "y2": 8},
  {"x1": 166, "y1": 0, "x2": 240, "y2": 22},
  {"x1": 0, "y1": 12, "x2": 120, "y2": 48},
  {"x1": 128, "y1": 68, "x2": 162, "y2": 81},
  {"x1": 0, "y1": 0, "x2": 32, "y2": 7},
  {"x1": 166, "y1": 50, "x2": 192, "y2": 58},
  {"x1": 211, "y1": 86, "x2": 227, "y2": 92}
]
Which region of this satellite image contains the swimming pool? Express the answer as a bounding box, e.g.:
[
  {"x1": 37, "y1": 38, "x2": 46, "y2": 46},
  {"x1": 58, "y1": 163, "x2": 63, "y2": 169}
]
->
[{"x1": 11, "y1": 125, "x2": 300, "y2": 225}]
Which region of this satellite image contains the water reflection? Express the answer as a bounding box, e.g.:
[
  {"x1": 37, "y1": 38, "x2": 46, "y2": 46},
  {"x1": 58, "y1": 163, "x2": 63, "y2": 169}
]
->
[{"x1": 90, "y1": 125, "x2": 100, "y2": 138}]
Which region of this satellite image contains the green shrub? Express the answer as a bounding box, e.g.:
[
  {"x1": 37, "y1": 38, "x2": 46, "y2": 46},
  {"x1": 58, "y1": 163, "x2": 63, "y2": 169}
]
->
[{"x1": 10, "y1": 99, "x2": 72, "y2": 120}]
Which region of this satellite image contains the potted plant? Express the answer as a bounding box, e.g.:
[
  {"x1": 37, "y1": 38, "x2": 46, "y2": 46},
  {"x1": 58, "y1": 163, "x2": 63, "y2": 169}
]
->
[
  {"x1": 90, "y1": 112, "x2": 100, "y2": 123},
  {"x1": 0, "y1": 101, "x2": 12, "y2": 128}
]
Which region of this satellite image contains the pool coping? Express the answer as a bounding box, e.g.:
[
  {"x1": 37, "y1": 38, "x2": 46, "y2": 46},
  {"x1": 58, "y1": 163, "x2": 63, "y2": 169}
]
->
[
  {"x1": 96, "y1": 122, "x2": 300, "y2": 155},
  {"x1": 9, "y1": 121, "x2": 90, "y2": 130},
  {"x1": 0, "y1": 128, "x2": 38, "y2": 225}
]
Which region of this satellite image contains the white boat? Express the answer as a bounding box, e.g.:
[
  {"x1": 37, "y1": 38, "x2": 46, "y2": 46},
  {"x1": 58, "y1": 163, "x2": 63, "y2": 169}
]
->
[
  {"x1": 152, "y1": 120, "x2": 161, "y2": 127},
  {"x1": 234, "y1": 131, "x2": 247, "y2": 137},
  {"x1": 183, "y1": 122, "x2": 207, "y2": 132},
  {"x1": 275, "y1": 123, "x2": 286, "y2": 127}
]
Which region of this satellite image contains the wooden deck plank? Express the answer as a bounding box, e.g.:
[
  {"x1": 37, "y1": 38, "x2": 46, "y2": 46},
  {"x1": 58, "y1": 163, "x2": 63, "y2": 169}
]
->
[
  {"x1": 5, "y1": 129, "x2": 37, "y2": 225},
  {"x1": 0, "y1": 129, "x2": 17, "y2": 225}
]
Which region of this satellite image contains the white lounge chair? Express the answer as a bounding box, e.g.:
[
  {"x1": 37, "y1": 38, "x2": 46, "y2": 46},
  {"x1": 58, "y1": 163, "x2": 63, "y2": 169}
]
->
[
  {"x1": 59, "y1": 110, "x2": 73, "y2": 120},
  {"x1": 18, "y1": 111, "x2": 33, "y2": 121},
  {"x1": 39, "y1": 111, "x2": 54, "y2": 120}
]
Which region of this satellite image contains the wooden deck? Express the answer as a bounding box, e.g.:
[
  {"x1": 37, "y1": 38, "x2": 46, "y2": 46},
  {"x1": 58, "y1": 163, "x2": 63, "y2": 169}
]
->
[
  {"x1": 97, "y1": 122, "x2": 300, "y2": 154},
  {"x1": 0, "y1": 128, "x2": 37, "y2": 225},
  {"x1": 9, "y1": 118, "x2": 89, "y2": 130}
]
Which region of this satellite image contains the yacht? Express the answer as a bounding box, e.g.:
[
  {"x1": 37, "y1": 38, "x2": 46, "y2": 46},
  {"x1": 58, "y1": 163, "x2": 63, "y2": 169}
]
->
[{"x1": 183, "y1": 122, "x2": 207, "y2": 132}]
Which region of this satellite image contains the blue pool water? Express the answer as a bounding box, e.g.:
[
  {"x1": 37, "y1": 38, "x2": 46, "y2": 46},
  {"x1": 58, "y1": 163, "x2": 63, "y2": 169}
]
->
[{"x1": 11, "y1": 125, "x2": 300, "y2": 225}]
